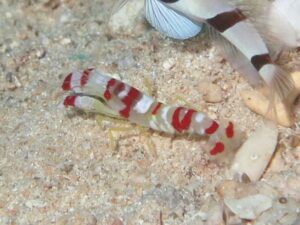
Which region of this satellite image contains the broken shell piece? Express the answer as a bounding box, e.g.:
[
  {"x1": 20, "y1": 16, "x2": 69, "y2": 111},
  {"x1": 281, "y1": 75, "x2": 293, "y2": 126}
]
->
[
  {"x1": 241, "y1": 72, "x2": 300, "y2": 127},
  {"x1": 224, "y1": 194, "x2": 273, "y2": 220},
  {"x1": 230, "y1": 123, "x2": 278, "y2": 182}
]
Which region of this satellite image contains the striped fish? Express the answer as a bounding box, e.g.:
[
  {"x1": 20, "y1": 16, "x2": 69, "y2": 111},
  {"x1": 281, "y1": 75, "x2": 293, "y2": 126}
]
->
[
  {"x1": 62, "y1": 68, "x2": 243, "y2": 160},
  {"x1": 112, "y1": 0, "x2": 295, "y2": 110},
  {"x1": 146, "y1": 0, "x2": 296, "y2": 103}
]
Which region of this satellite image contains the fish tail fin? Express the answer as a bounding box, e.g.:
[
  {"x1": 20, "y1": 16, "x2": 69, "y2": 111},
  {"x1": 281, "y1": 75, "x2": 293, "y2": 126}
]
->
[
  {"x1": 261, "y1": 64, "x2": 295, "y2": 120},
  {"x1": 207, "y1": 120, "x2": 244, "y2": 162},
  {"x1": 267, "y1": 65, "x2": 294, "y2": 100}
]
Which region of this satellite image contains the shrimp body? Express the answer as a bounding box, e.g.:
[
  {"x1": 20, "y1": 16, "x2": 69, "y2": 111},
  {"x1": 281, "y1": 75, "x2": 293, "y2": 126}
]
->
[{"x1": 62, "y1": 69, "x2": 243, "y2": 160}]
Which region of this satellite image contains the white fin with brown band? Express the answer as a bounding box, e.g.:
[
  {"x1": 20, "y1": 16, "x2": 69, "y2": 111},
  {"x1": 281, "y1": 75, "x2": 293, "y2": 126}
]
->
[{"x1": 145, "y1": 0, "x2": 295, "y2": 106}]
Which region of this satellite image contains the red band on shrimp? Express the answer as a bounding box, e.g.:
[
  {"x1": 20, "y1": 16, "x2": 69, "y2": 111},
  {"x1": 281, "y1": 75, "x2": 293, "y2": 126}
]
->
[
  {"x1": 62, "y1": 73, "x2": 72, "y2": 90},
  {"x1": 120, "y1": 87, "x2": 141, "y2": 118},
  {"x1": 64, "y1": 95, "x2": 77, "y2": 107},
  {"x1": 226, "y1": 121, "x2": 234, "y2": 138},
  {"x1": 210, "y1": 142, "x2": 225, "y2": 156},
  {"x1": 172, "y1": 107, "x2": 196, "y2": 132},
  {"x1": 152, "y1": 102, "x2": 162, "y2": 115},
  {"x1": 115, "y1": 82, "x2": 125, "y2": 95},
  {"x1": 205, "y1": 121, "x2": 219, "y2": 135},
  {"x1": 80, "y1": 68, "x2": 93, "y2": 87},
  {"x1": 104, "y1": 79, "x2": 116, "y2": 100}
]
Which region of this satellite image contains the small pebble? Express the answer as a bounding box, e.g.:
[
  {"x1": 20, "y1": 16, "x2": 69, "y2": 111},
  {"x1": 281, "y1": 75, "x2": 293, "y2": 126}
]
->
[
  {"x1": 111, "y1": 218, "x2": 124, "y2": 225},
  {"x1": 25, "y1": 199, "x2": 47, "y2": 209},
  {"x1": 162, "y1": 58, "x2": 175, "y2": 70},
  {"x1": 279, "y1": 197, "x2": 288, "y2": 204},
  {"x1": 60, "y1": 38, "x2": 72, "y2": 45},
  {"x1": 60, "y1": 162, "x2": 74, "y2": 174},
  {"x1": 291, "y1": 135, "x2": 300, "y2": 148},
  {"x1": 198, "y1": 81, "x2": 223, "y2": 103},
  {"x1": 36, "y1": 49, "x2": 46, "y2": 59},
  {"x1": 55, "y1": 211, "x2": 97, "y2": 225}
]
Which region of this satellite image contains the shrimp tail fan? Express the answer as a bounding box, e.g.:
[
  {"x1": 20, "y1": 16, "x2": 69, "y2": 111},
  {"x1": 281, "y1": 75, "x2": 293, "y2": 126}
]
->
[{"x1": 206, "y1": 120, "x2": 245, "y2": 162}]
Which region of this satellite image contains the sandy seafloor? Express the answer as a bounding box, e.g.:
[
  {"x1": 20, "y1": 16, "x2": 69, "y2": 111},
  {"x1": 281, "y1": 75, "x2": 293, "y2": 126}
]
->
[{"x1": 1, "y1": 0, "x2": 300, "y2": 224}]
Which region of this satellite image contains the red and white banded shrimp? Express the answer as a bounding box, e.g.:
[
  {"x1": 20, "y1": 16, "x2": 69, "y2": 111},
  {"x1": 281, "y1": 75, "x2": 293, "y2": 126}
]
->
[{"x1": 62, "y1": 68, "x2": 244, "y2": 160}]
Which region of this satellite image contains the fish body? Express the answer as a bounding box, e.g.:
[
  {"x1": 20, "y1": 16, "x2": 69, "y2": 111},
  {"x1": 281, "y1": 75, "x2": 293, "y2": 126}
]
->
[
  {"x1": 269, "y1": 0, "x2": 300, "y2": 50},
  {"x1": 62, "y1": 68, "x2": 243, "y2": 160},
  {"x1": 144, "y1": 0, "x2": 294, "y2": 104}
]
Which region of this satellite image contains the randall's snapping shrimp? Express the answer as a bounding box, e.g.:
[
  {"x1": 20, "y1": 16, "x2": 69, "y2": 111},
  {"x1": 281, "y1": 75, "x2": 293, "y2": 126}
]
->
[
  {"x1": 113, "y1": 0, "x2": 295, "y2": 109},
  {"x1": 62, "y1": 69, "x2": 243, "y2": 160}
]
